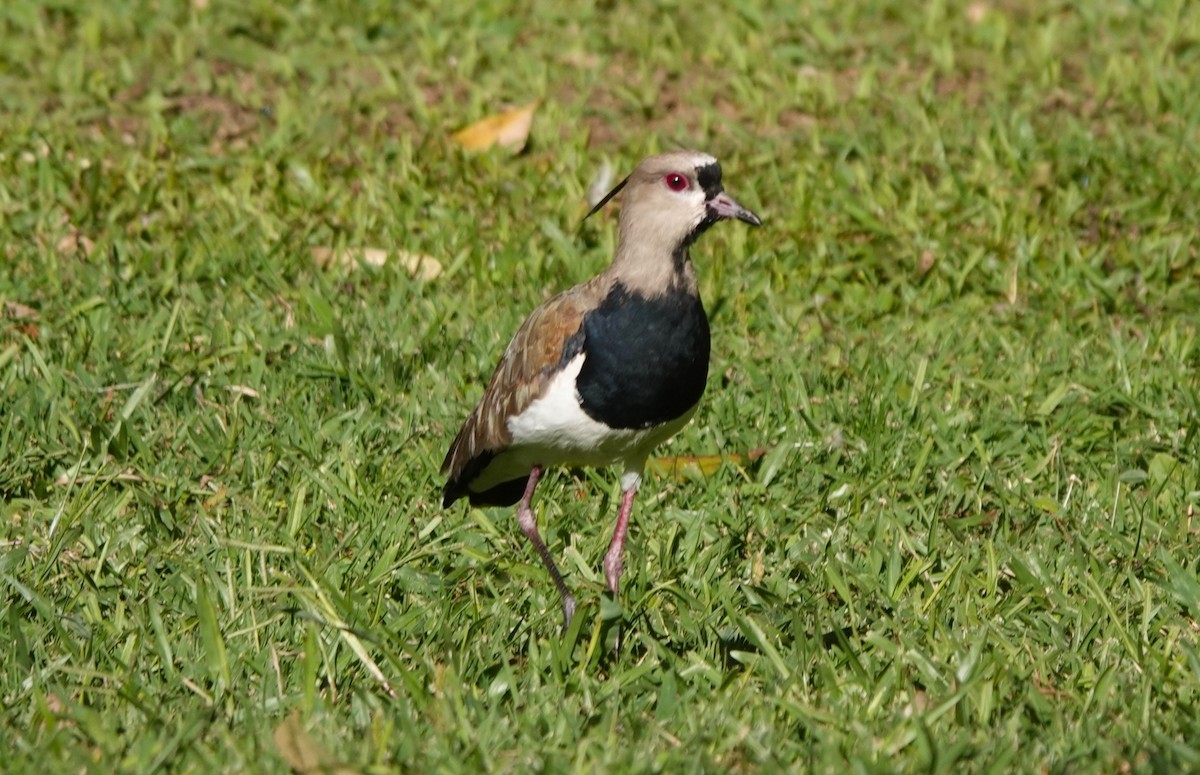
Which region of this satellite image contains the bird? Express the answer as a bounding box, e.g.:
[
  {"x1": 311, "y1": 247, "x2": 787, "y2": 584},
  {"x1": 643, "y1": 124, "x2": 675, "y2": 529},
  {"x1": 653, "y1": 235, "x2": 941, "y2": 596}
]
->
[{"x1": 441, "y1": 150, "x2": 761, "y2": 628}]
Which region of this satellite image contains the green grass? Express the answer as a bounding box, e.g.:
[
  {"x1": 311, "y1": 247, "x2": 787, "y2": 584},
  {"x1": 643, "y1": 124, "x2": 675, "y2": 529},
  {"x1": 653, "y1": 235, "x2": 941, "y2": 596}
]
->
[{"x1": 3, "y1": 0, "x2": 1200, "y2": 771}]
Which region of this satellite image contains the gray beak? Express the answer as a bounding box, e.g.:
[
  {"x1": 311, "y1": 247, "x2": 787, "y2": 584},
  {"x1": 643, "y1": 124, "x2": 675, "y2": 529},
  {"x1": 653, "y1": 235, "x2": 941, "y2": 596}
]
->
[{"x1": 708, "y1": 191, "x2": 762, "y2": 227}]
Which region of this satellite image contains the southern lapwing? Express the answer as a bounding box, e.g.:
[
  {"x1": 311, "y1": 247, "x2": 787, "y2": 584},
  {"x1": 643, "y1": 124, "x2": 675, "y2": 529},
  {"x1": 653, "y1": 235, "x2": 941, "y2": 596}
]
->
[{"x1": 442, "y1": 150, "x2": 761, "y2": 628}]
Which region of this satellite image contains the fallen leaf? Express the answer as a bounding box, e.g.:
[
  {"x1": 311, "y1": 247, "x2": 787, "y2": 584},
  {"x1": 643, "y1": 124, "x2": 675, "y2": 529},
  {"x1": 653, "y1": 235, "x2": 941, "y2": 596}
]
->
[
  {"x1": 55, "y1": 232, "x2": 95, "y2": 257},
  {"x1": 311, "y1": 247, "x2": 442, "y2": 280},
  {"x1": 918, "y1": 249, "x2": 936, "y2": 275},
  {"x1": 648, "y1": 454, "x2": 725, "y2": 480},
  {"x1": 225, "y1": 385, "x2": 260, "y2": 399},
  {"x1": 312, "y1": 246, "x2": 386, "y2": 269},
  {"x1": 451, "y1": 102, "x2": 538, "y2": 152},
  {"x1": 903, "y1": 689, "x2": 931, "y2": 717},
  {"x1": 649, "y1": 448, "x2": 770, "y2": 481},
  {"x1": 559, "y1": 51, "x2": 600, "y2": 69},
  {"x1": 1006, "y1": 261, "x2": 1019, "y2": 305},
  {"x1": 3, "y1": 300, "x2": 40, "y2": 321},
  {"x1": 273, "y1": 712, "x2": 361, "y2": 775},
  {"x1": 965, "y1": 1, "x2": 988, "y2": 24}
]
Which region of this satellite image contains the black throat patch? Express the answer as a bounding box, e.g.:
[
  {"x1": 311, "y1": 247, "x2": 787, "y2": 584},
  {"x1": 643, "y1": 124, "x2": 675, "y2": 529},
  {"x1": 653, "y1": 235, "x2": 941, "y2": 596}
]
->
[
  {"x1": 675, "y1": 161, "x2": 726, "y2": 260},
  {"x1": 575, "y1": 282, "x2": 710, "y2": 430}
]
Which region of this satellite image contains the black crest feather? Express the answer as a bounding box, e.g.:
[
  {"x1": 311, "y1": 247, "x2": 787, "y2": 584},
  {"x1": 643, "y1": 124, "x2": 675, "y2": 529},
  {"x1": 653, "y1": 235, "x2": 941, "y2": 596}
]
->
[{"x1": 583, "y1": 175, "x2": 630, "y2": 221}]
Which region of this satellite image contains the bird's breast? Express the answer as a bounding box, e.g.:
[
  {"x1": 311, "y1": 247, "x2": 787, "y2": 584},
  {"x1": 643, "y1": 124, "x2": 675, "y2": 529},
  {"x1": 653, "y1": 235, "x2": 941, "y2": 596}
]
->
[{"x1": 575, "y1": 282, "x2": 710, "y2": 430}]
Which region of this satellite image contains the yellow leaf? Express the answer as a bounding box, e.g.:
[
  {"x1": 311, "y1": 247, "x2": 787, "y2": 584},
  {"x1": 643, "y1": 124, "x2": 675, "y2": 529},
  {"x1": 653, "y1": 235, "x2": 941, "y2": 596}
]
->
[
  {"x1": 648, "y1": 448, "x2": 771, "y2": 482},
  {"x1": 648, "y1": 454, "x2": 727, "y2": 480},
  {"x1": 310, "y1": 247, "x2": 442, "y2": 280},
  {"x1": 451, "y1": 102, "x2": 538, "y2": 152}
]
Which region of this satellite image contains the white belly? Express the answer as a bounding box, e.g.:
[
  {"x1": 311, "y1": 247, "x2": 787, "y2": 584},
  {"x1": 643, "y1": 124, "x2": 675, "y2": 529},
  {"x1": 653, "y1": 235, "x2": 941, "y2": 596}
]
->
[{"x1": 469, "y1": 354, "x2": 696, "y2": 492}]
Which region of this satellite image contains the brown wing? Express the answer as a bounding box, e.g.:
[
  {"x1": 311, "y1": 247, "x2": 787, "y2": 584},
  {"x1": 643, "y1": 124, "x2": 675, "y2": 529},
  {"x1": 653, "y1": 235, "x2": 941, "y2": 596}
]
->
[{"x1": 441, "y1": 280, "x2": 606, "y2": 499}]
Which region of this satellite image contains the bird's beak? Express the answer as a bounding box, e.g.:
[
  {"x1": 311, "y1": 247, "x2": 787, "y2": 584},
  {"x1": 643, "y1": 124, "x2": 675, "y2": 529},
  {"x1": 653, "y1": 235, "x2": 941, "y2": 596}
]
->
[{"x1": 708, "y1": 191, "x2": 762, "y2": 227}]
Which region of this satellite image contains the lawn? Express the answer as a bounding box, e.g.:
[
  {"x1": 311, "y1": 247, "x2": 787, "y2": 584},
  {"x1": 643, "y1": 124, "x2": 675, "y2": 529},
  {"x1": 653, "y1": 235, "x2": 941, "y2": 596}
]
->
[{"x1": 2, "y1": 0, "x2": 1199, "y2": 771}]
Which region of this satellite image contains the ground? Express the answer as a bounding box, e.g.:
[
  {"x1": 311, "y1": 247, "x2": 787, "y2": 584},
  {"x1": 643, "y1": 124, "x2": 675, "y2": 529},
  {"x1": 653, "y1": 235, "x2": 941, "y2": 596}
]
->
[{"x1": 1, "y1": 0, "x2": 1199, "y2": 772}]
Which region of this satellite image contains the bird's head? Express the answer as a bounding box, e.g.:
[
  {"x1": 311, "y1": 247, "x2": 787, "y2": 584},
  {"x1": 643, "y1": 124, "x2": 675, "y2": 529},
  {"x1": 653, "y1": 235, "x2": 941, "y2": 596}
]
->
[{"x1": 588, "y1": 151, "x2": 761, "y2": 290}]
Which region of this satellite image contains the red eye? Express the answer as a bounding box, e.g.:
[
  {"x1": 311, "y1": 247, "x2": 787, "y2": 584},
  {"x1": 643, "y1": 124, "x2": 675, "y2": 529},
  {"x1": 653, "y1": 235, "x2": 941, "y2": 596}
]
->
[{"x1": 664, "y1": 173, "x2": 689, "y2": 191}]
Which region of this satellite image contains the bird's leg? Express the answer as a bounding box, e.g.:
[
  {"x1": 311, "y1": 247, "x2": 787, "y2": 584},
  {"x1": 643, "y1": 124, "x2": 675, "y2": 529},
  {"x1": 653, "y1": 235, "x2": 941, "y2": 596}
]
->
[
  {"x1": 603, "y1": 470, "x2": 642, "y2": 598},
  {"x1": 515, "y1": 465, "x2": 577, "y2": 628}
]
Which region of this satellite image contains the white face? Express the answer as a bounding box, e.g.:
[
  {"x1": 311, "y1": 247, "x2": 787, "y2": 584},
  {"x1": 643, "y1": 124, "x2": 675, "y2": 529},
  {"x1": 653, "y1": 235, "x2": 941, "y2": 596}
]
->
[
  {"x1": 623, "y1": 153, "x2": 721, "y2": 248},
  {"x1": 645, "y1": 167, "x2": 711, "y2": 235}
]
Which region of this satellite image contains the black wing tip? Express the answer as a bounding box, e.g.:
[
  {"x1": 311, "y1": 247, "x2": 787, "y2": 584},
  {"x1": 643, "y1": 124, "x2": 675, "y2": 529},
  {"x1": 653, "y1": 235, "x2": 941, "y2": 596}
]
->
[
  {"x1": 441, "y1": 449, "x2": 501, "y2": 509},
  {"x1": 467, "y1": 477, "x2": 529, "y2": 508},
  {"x1": 440, "y1": 458, "x2": 463, "y2": 507},
  {"x1": 440, "y1": 473, "x2": 529, "y2": 509}
]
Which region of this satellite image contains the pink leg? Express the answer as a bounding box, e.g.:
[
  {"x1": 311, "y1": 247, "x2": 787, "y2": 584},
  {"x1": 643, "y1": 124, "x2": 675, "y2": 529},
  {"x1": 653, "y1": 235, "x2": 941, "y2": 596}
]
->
[
  {"x1": 515, "y1": 466, "x2": 577, "y2": 628},
  {"x1": 602, "y1": 485, "x2": 638, "y2": 597}
]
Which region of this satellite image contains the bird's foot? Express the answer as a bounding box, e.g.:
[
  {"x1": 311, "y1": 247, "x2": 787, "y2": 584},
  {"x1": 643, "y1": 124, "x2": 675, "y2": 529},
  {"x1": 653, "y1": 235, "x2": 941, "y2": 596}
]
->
[{"x1": 560, "y1": 593, "x2": 578, "y2": 632}]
